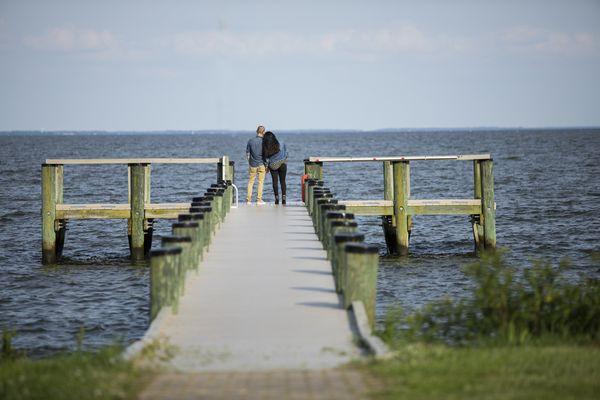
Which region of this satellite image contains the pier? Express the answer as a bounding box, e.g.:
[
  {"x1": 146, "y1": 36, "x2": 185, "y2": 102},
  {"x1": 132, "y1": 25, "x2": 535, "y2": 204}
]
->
[
  {"x1": 304, "y1": 154, "x2": 496, "y2": 255},
  {"x1": 39, "y1": 153, "x2": 496, "y2": 396}
]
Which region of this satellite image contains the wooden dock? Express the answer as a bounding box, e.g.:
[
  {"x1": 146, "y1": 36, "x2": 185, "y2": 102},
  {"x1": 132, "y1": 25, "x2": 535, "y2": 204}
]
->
[{"x1": 131, "y1": 204, "x2": 366, "y2": 371}]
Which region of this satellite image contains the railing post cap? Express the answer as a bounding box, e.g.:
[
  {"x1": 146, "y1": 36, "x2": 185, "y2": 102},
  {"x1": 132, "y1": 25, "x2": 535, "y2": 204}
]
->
[
  {"x1": 333, "y1": 232, "x2": 365, "y2": 243},
  {"x1": 172, "y1": 221, "x2": 200, "y2": 229},
  {"x1": 330, "y1": 220, "x2": 358, "y2": 228},
  {"x1": 344, "y1": 242, "x2": 379, "y2": 254},
  {"x1": 161, "y1": 236, "x2": 192, "y2": 243},
  {"x1": 325, "y1": 211, "x2": 355, "y2": 219},
  {"x1": 150, "y1": 247, "x2": 182, "y2": 257}
]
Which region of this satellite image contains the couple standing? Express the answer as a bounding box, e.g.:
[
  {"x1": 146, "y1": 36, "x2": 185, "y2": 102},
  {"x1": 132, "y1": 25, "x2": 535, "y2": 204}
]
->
[{"x1": 246, "y1": 125, "x2": 288, "y2": 205}]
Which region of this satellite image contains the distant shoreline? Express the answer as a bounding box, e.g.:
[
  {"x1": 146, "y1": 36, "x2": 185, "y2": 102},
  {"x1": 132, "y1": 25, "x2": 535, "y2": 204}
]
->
[{"x1": 1, "y1": 127, "x2": 600, "y2": 136}]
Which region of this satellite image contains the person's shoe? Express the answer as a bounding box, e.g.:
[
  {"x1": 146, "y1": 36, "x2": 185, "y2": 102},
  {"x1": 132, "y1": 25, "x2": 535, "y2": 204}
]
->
[
  {"x1": 274, "y1": 196, "x2": 279, "y2": 205},
  {"x1": 256, "y1": 200, "x2": 266, "y2": 206},
  {"x1": 282, "y1": 195, "x2": 286, "y2": 205}
]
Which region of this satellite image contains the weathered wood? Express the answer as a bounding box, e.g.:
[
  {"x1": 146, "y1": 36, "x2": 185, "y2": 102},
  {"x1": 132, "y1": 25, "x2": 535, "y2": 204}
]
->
[
  {"x1": 343, "y1": 243, "x2": 379, "y2": 328},
  {"x1": 340, "y1": 199, "x2": 485, "y2": 216},
  {"x1": 481, "y1": 159, "x2": 496, "y2": 249},
  {"x1": 130, "y1": 163, "x2": 147, "y2": 261},
  {"x1": 393, "y1": 161, "x2": 410, "y2": 255},
  {"x1": 382, "y1": 162, "x2": 396, "y2": 254},
  {"x1": 308, "y1": 154, "x2": 491, "y2": 163},
  {"x1": 41, "y1": 164, "x2": 57, "y2": 264},
  {"x1": 162, "y1": 236, "x2": 193, "y2": 298},
  {"x1": 46, "y1": 157, "x2": 221, "y2": 165},
  {"x1": 473, "y1": 160, "x2": 485, "y2": 249},
  {"x1": 55, "y1": 203, "x2": 190, "y2": 219},
  {"x1": 340, "y1": 200, "x2": 394, "y2": 216},
  {"x1": 173, "y1": 221, "x2": 202, "y2": 267},
  {"x1": 149, "y1": 247, "x2": 182, "y2": 321},
  {"x1": 54, "y1": 165, "x2": 66, "y2": 258},
  {"x1": 304, "y1": 160, "x2": 323, "y2": 180},
  {"x1": 333, "y1": 232, "x2": 365, "y2": 294}
]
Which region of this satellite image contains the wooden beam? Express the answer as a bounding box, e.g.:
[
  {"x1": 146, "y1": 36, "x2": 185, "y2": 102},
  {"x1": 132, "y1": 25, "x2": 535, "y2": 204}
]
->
[
  {"x1": 145, "y1": 203, "x2": 191, "y2": 219},
  {"x1": 45, "y1": 158, "x2": 221, "y2": 165},
  {"x1": 56, "y1": 203, "x2": 191, "y2": 219},
  {"x1": 339, "y1": 199, "x2": 491, "y2": 216},
  {"x1": 307, "y1": 154, "x2": 491, "y2": 163},
  {"x1": 407, "y1": 199, "x2": 482, "y2": 215},
  {"x1": 340, "y1": 200, "x2": 394, "y2": 216}
]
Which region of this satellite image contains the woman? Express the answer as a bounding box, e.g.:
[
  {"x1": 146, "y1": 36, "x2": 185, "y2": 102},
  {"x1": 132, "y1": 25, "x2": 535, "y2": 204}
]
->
[{"x1": 262, "y1": 131, "x2": 288, "y2": 204}]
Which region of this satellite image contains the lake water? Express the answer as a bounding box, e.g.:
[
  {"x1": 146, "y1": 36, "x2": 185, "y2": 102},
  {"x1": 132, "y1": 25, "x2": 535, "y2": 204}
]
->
[{"x1": 1, "y1": 129, "x2": 599, "y2": 356}]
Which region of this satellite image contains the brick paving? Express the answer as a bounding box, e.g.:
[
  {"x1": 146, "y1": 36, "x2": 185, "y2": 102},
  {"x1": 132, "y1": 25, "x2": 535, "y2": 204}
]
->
[{"x1": 139, "y1": 368, "x2": 376, "y2": 400}]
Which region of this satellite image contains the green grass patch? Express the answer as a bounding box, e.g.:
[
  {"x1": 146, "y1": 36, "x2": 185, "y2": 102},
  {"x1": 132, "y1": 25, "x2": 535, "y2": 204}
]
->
[
  {"x1": 0, "y1": 344, "x2": 154, "y2": 400},
  {"x1": 361, "y1": 344, "x2": 600, "y2": 400}
]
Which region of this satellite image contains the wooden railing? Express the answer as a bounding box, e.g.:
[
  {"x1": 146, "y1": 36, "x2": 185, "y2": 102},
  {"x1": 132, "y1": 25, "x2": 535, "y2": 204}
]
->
[
  {"x1": 41, "y1": 157, "x2": 234, "y2": 264},
  {"x1": 304, "y1": 154, "x2": 495, "y2": 255}
]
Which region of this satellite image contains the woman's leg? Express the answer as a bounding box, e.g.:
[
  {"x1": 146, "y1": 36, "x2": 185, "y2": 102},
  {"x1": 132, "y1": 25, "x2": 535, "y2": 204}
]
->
[
  {"x1": 270, "y1": 168, "x2": 280, "y2": 199},
  {"x1": 279, "y1": 163, "x2": 287, "y2": 203}
]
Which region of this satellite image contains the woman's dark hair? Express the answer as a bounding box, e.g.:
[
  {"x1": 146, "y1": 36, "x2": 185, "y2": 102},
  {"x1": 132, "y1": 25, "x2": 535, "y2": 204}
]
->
[{"x1": 262, "y1": 131, "x2": 280, "y2": 158}]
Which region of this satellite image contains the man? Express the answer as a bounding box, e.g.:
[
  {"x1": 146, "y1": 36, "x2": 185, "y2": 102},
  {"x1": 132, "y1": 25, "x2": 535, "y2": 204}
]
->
[{"x1": 246, "y1": 125, "x2": 267, "y2": 204}]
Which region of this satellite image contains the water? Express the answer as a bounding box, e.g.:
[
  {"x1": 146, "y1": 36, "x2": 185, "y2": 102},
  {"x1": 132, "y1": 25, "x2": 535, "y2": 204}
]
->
[{"x1": 1, "y1": 129, "x2": 599, "y2": 356}]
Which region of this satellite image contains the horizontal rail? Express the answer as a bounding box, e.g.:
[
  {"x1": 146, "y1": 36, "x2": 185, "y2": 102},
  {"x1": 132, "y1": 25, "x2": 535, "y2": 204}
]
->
[
  {"x1": 339, "y1": 199, "x2": 493, "y2": 216},
  {"x1": 55, "y1": 203, "x2": 190, "y2": 219},
  {"x1": 307, "y1": 154, "x2": 491, "y2": 163},
  {"x1": 45, "y1": 158, "x2": 221, "y2": 165}
]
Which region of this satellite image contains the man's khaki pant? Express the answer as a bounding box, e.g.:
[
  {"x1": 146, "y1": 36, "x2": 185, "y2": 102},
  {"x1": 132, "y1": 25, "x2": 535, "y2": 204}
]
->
[{"x1": 247, "y1": 165, "x2": 266, "y2": 202}]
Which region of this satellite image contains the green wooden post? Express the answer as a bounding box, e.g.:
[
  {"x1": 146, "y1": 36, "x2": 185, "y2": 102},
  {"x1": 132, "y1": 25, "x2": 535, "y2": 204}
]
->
[
  {"x1": 173, "y1": 221, "x2": 202, "y2": 269},
  {"x1": 329, "y1": 220, "x2": 358, "y2": 270},
  {"x1": 54, "y1": 165, "x2": 67, "y2": 258},
  {"x1": 323, "y1": 211, "x2": 354, "y2": 255},
  {"x1": 343, "y1": 243, "x2": 379, "y2": 328},
  {"x1": 383, "y1": 161, "x2": 394, "y2": 201},
  {"x1": 42, "y1": 164, "x2": 57, "y2": 264},
  {"x1": 304, "y1": 160, "x2": 323, "y2": 180},
  {"x1": 149, "y1": 247, "x2": 181, "y2": 321},
  {"x1": 129, "y1": 163, "x2": 147, "y2": 261},
  {"x1": 332, "y1": 232, "x2": 365, "y2": 293},
  {"x1": 481, "y1": 159, "x2": 496, "y2": 249},
  {"x1": 393, "y1": 161, "x2": 410, "y2": 255},
  {"x1": 473, "y1": 160, "x2": 485, "y2": 249},
  {"x1": 162, "y1": 236, "x2": 192, "y2": 297}
]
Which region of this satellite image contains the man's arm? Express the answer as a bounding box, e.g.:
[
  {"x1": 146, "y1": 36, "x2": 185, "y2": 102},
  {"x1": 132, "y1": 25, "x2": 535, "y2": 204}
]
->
[{"x1": 246, "y1": 140, "x2": 251, "y2": 161}]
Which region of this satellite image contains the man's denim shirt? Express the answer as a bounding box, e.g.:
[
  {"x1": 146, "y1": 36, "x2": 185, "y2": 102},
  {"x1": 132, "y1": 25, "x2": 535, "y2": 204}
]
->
[{"x1": 246, "y1": 136, "x2": 264, "y2": 168}]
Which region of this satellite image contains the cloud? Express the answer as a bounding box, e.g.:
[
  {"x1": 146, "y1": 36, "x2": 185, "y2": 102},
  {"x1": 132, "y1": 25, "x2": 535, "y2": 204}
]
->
[
  {"x1": 165, "y1": 25, "x2": 471, "y2": 59},
  {"x1": 502, "y1": 26, "x2": 600, "y2": 56},
  {"x1": 24, "y1": 27, "x2": 120, "y2": 53}
]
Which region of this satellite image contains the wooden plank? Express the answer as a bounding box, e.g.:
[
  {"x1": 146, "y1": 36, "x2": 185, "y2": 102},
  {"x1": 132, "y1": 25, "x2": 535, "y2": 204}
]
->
[
  {"x1": 45, "y1": 157, "x2": 221, "y2": 165},
  {"x1": 56, "y1": 203, "x2": 190, "y2": 219},
  {"x1": 339, "y1": 200, "x2": 393, "y2": 216},
  {"x1": 145, "y1": 203, "x2": 191, "y2": 219},
  {"x1": 407, "y1": 199, "x2": 481, "y2": 215},
  {"x1": 307, "y1": 154, "x2": 491, "y2": 163},
  {"x1": 56, "y1": 204, "x2": 130, "y2": 219},
  {"x1": 340, "y1": 199, "x2": 489, "y2": 216}
]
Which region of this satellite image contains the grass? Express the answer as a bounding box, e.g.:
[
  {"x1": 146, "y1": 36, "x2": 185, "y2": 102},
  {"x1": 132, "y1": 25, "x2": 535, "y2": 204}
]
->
[
  {"x1": 360, "y1": 251, "x2": 600, "y2": 400},
  {"x1": 361, "y1": 343, "x2": 600, "y2": 400},
  {"x1": 0, "y1": 343, "x2": 156, "y2": 400}
]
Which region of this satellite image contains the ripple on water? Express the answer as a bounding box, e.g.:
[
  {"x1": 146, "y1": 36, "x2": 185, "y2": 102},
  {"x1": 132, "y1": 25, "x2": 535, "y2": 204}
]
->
[{"x1": 1, "y1": 130, "x2": 600, "y2": 355}]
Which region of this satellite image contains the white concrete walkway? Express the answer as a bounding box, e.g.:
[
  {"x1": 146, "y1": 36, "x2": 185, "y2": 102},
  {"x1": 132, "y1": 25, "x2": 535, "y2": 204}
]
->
[{"x1": 147, "y1": 204, "x2": 363, "y2": 372}]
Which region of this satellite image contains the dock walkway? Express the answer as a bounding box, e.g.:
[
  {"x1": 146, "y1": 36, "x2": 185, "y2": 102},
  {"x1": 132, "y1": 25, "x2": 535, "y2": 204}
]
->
[{"x1": 142, "y1": 204, "x2": 364, "y2": 372}]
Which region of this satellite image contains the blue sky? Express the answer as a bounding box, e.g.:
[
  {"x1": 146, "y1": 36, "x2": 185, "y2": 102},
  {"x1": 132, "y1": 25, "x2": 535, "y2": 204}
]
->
[{"x1": 1, "y1": 0, "x2": 599, "y2": 131}]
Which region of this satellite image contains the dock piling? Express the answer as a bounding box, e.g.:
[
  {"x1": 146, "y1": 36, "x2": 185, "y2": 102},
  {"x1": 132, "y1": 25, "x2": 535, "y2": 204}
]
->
[
  {"x1": 41, "y1": 164, "x2": 57, "y2": 264},
  {"x1": 304, "y1": 160, "x2": 323, "y2": 180},
  {"x1": 481, "y1": 159, "x2": 496, "y2": 249},
  {"x1": 129, "y1": 163, "x2": 147, "y2": 262},
  {"x1": 392, "y1": 161, "x2": 410, "y2": 255},
  {"x1": 343, "y1": 243, "x2": 379, "y2": 328}
]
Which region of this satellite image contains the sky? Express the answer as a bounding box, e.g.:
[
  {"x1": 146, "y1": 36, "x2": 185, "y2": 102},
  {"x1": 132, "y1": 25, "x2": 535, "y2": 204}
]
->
[{"x1": 0, "y1": 0, "x2": 599, "y2": 131}]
